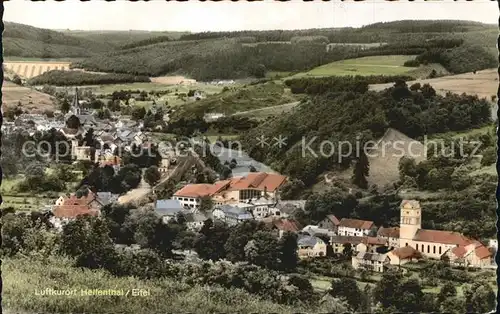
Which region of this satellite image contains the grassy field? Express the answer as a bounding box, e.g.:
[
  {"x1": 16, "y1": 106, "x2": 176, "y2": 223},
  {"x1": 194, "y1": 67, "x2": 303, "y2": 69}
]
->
[
  {"x1": 3, "y1": 256, "x2": 307, "y2": 314},
  {"x1": 288, "y1": 55, "x2": 417, "y2": 78}
]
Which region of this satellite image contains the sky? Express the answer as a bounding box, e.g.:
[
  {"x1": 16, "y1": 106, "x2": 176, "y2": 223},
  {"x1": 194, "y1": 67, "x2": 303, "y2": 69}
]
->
[{"x1": 4, "y1": 0, "x2": 498, "y2": 32}]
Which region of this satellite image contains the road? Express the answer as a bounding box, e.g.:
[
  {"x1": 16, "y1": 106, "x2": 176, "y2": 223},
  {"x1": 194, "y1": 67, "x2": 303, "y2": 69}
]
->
[
  {"x1": 117, "y1": 164, "x2": 181, "y2": 205},
  {"x1": 231, "y1": 101, "x2": 300, "y2": 117},
  {"x1": 117, "y1": 170, "x2": 151, "y2": 205}
]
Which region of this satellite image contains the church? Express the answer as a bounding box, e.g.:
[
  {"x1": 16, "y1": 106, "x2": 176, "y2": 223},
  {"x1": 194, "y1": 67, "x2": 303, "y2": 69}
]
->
[{"x1": 398, "y1": 200, "x2": 492, "y2": 268}]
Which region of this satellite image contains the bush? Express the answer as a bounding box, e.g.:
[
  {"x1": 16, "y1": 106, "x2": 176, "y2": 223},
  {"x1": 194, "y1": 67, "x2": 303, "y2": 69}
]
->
[{"x1": 403, "y1": 59, "x2": 420, "y2": 67}]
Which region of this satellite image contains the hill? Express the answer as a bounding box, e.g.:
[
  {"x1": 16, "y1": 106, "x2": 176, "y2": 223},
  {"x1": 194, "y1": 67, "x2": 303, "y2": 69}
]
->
[
  {"x1": 239, "y1": 79, "x2": 491, "y2": 188},
  {"x1": 63, "y1": 30, "x2": 189, "y2": 48},
  {"x1": 6, "y1": 20, "x2": 496, "y2": 80},
  {"x1": 170, "y1": 81, "x2": 299, "y2": 120},
  {"x1": 3, "y1": 22, "x2": 112, "y2": 58},
  {"x1": 3, "y1": 255, "x2": 309, "y2": 314}
]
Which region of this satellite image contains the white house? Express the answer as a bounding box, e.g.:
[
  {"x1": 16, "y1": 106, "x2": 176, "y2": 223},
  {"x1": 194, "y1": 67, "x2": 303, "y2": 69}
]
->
[
  {"x1": 248, "y1": 197, "x2": 278, "y2": 219},
  {"x1": 337, "y1": 218, "x2": 376, "y2": 237}
]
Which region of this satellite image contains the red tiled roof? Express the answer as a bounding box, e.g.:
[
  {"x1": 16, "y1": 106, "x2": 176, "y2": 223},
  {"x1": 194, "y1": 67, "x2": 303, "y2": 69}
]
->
[
  {"x1": 268, "y1": 218, "x2": 301, "y2": 232},
  {"x1": 378, "y1": 227, "x2": 400, "y2": 238},
  {"x1": 174, "y1": 180, "x2": 231, "y2": 198},
  {"x1": 60, "y1": 192, "x2": 96, "y2": 206},
  {"x1": 451, "y1": 245, "x2": 467, "y2": 258},
  {"x1": 53, "y1": 205, "x2": 100, "y2": 219},
  {"x1": 475, "y1": 245, "x2": 492, "y2": 259},
  {"x1": 390, "y1": 246, "x2": 422, "y2": 260},
  {"x1": 450, "y1": 242, "x2": 491, "y2": 260},
  {"x1": 339, "y1": 218, "x2": 374, "y2": 230},
  {"x1": 227, "y1": 172, "x2": 287, "y2": 192},
  {"x1": 363, "y1": 236, "x2": 387, "y2": 246},
  {"x1": 330, "y1": 235, "x2": 365, "y2": 245},
  {"x1": 413, "y1": 229, "x2": 473, "y2": 246},
  {"x1": 325, "y1": 214, "x2": 340, "y2": 226}
]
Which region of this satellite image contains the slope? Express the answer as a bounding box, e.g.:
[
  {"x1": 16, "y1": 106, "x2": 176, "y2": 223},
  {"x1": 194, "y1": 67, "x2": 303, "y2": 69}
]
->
[{"x1": 3, "y1": 22, "x2": 113, "y2": 58}]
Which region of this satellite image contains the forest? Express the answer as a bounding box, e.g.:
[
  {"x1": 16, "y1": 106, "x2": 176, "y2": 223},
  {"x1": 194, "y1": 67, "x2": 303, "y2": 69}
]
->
[{"x1": 27, "y1": 70, "x2": 151, "y2": 86}]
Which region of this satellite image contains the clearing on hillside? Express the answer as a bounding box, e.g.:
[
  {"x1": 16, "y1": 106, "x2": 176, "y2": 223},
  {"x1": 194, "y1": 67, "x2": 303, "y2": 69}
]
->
[
  {"x1": 287, "y1": 55, "x2": 417, "y2": 78},
  {"x1": 365, "y1": 128, "x2": 426, "y2": 188},
  {"x1": 330, "y1": 128, "x2": 426, "y2": 190}
]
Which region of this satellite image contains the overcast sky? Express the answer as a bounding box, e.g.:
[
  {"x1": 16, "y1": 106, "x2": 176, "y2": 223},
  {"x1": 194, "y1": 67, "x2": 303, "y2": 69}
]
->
[{"x1": 4, "y1": 1, "x2": 498, "y2": 32}]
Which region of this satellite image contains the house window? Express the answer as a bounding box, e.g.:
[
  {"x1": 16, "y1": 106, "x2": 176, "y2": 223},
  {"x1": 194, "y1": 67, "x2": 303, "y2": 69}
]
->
[
  {"x1": 416, "y1": 244, "x2": 418, "y2": 251},
  {"x1": 439, "y1": 247, "x2": 442, "y2": 254},
  {"x1": 405, "y1": 243, "x2": 408, "y2": 247},
  {"x1": 427, "y1": 245, "x2": 430, "y2": 253},
  {"x1": 433, "y1": 246, "x2": 436, "y2": 254}
]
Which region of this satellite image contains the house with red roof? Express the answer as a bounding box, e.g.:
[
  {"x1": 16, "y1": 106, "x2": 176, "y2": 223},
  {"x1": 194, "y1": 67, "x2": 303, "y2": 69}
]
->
[
  {"x1": 337, "y1": 218, "x2": 376, "y2": 237},
  {"x1": 377, "y1": 226, "x2": 400, "y2": 248},
  {"x1": 263, "y1": 217, "x2": 302, "y2": 239},
  {"x1": 318, "y1": 214, "x2": 341, "y2": 232}
]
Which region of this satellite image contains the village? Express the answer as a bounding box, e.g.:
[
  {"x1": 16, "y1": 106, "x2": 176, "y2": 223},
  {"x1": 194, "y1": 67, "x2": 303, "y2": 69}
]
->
[{"x1": 3, "y1": 88, "x2": 496, "y2": 275}]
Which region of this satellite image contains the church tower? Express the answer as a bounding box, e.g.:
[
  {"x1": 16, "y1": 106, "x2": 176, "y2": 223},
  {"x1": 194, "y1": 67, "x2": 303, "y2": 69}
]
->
[
  {"x1": 399, "y1": 200, "x2": 422, "y2": 247},
  {"x1": 71, "y1": 88, "x2": 81, "y2": 115}
]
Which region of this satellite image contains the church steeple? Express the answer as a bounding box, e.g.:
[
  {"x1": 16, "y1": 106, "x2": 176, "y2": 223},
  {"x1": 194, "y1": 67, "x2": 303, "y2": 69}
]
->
[
  {"x1": 72, "y1": 88, "x2": 81, "y2": 115},
  {"x1": 399, "y1": 200, "x2": 422, "y2": 246}
]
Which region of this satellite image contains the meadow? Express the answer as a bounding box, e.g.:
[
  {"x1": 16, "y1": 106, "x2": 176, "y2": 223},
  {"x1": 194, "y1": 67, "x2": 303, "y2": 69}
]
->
[{"x1": 288, "y1": 55, "x2": 417, "y2": 78}]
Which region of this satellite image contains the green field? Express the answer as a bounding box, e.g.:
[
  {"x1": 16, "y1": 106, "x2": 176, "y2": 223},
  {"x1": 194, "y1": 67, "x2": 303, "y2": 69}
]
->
[{"x1": 288, "y1": 55, "x2": 418, "y2": 78}]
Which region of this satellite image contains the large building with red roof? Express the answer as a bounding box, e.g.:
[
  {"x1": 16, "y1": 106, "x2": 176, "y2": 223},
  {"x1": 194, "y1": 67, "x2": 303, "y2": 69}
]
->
[
  {"x1": 173, "y1": 172, "x2": 287, "y2": 210},
  {"x1": 399, "y1": 200, "x2": 492, "y2": 268}
]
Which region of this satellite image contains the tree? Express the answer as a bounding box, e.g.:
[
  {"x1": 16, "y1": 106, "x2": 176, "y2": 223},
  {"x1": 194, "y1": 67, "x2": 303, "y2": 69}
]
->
[
  {"x1": 225, "y1": 220, "x2": 266, "y2": 262},
  {"x1": 373, "y1": 270, "x2": 404, "y2": 309},
  {"x1": 480, "y1": 146, "x2": 496, "y2": 166},
  {"x1": 463, "y1": 282, "x2": 496, "y2": 313},
  {"x1": 279, "y1": 232, "x2": 298, "y2": 271},
  {"x1": 280, "y1": 179, "x2": 305, "y2": 200},
  {"x1": 66, "y1": 115, "x2": 81, "y2": 129},
  {"x1": 373, "y1": 270, "x2": 425, "y2": 312},
  {"x1": 60, "y1": 215, "x2": 118, "y2": 270},
  {"x1": 194, "y1": 219, "x2": 230, "y2": 261},
  {"x1": 342, "y1": 243, "x2": 353, "y2": 258},
  {"x1": 352, "y1": 149, "x2": 369, "y2": 189},
  {"x1": 437, "y1": 282, "x2": 457, "y2": 303},
  {"x1": 244, "y1": 231, "x2": 280, "y2": 269},
  {"x1": 144, "y1": 166, "x2": 161, "y2": 187},
  {"x1": 60, "y1": 98, "x2": 71, "y2": 113},
  {"x1": 101, "y1": 203, "x2": 135, "y2": 245},
  {"x1": 398, "y1": 156, "x2": 417, "y2": 181},
  {"x1": 131, "y1": 106, "x2": 146, "y2": 121},
  {"x1": 330, "y1": 278, "x2": 368, "y2": 312},
  {"x1": 199, "y1": 196, "x2": 214, "y2": 212},
  {"x1": 220, "y1": 166, "x2": 233, "y2": 180}
]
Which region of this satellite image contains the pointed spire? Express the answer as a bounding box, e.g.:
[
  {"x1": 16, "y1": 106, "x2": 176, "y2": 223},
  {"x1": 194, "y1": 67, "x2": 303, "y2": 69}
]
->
[{"x1": 72, "y1": 87, "x2": 80, "y2": 114}]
